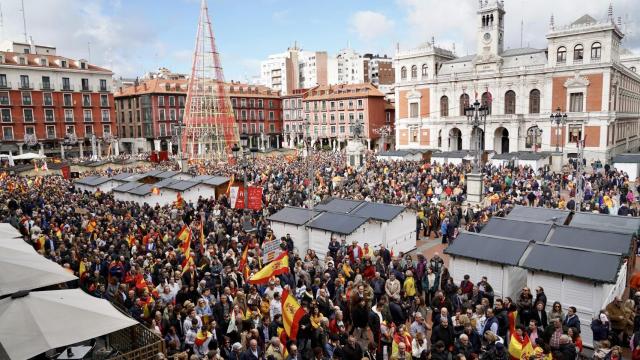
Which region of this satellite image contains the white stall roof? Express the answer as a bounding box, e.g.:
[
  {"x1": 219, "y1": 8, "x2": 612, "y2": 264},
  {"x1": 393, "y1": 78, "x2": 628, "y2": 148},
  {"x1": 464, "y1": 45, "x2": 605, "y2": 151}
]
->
[
  {"x1": 128, "y1": 184, "x2": 155, "y2": 196},
  {"x1": 111, "y1": 172, "x2": 133, "y2": 181},
  {"x1": 164, "y1": 180, "x2": 199, "y2": 191},
  {"x1": 267, "y1": 207, "x2": 321, "y2": 226},
  {"x1": 612, "y1": 154, "x2": 640, "y2": 164},
  {"x1": 307, "y1": 212, "x2": 367, "y2": 235},
  {"x1": 113, "y1": 181, "x2": 143, "y2": 193},
  {"x1": 156, "y1": 170, "x2": 180, "y2": 179}
]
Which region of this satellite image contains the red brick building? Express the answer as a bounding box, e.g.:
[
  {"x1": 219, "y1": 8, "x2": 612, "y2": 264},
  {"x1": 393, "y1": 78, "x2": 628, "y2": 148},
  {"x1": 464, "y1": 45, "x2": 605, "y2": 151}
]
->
[
  {"x1": 0, "y1": 42, "x2": 115, "y2": 158},
  {"x1": 302, "y1": 83, "x2": 390, "y2": 150},
  {"x1": 115, "y1": 79, "x2": 283, "y2": 153}
]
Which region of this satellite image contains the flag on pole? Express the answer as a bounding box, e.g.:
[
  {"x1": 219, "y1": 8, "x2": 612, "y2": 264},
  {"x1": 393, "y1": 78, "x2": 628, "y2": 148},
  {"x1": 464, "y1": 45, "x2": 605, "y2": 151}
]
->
[
  {"x1": 199, "y1": 215, "x2": 206, "y2": 254},
  {"x1": 127, "y1": 234, "x2": 136, "y2": 248},
  {"x1": 247, "y1": 252, "x2": 289, "y2": 285},
  {"x1": 238, "y1": 245, "x2": 249, "y2": 274},
  {"x1": 174, "y1": 193, "x2": 184, "y2": 208},
  {"x1": 181, "y1": 248, "x2": 193, "y2": 275},
  {"x1": 41, "y1": 161, "x2": 48, "y2": 171},
  {"x1": 177, "y1": 225, "x2": 192, "y2": 253},
  {"x1": 280, "y1": 288, "x2": 305, "y2": 340}
]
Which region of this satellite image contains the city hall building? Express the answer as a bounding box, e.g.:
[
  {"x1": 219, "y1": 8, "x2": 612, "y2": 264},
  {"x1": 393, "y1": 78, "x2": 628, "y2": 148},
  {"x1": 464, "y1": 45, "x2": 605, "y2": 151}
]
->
[{"x1": 394, "y1": 1, "x2": 640, "y2": 162}]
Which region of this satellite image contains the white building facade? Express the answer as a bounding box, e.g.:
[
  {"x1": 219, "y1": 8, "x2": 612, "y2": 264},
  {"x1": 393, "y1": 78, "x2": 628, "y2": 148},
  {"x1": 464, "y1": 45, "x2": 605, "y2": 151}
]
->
[
  {"x1": 260, "y1": 45, "x2": 328, "y2": 95},
  {"x1": 394, "y1": 1, "x2": 640, "y2": 162}
]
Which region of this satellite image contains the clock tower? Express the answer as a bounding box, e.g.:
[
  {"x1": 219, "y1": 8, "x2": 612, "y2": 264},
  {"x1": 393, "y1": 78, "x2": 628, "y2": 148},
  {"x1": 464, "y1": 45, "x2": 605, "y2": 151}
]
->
[{"x1": 476, "y1": 0, "x2": 505, "y2": 59}]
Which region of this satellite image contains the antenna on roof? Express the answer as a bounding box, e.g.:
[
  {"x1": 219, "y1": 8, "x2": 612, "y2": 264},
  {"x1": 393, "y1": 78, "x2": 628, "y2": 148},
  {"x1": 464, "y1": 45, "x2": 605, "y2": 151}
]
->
[
  {"x1": 87, "y1": 42, "x2": 91, "y2": 63},
  {"x1": 20, "y1": 0, "x2": 28, "y2": 43},
  {"x1": 520, "y1": 18, "x2": 524, "y2": 48}
]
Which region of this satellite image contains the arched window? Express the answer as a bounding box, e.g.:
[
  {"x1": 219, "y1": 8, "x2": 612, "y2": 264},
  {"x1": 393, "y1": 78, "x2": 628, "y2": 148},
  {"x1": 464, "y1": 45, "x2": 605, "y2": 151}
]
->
[
  {"x1": 459, "y1": 93, "x2": 470, "y2": 116},
  {"x1": 557, "y1": 46, "x2": 567, "y2": 63},
  {"x1": 504, "y1": 90, "x2": 516, "y2": 114},
  {"x1": 481, "y1": 92, "x2": 492, "y2": 114},
  {"x1": 574, "y1": 44, "x2": 584, "y2": 61},
  {"x1": 421, "y1": 64, "x2": 428, "y2": 77},
  {"x1": 591, "y1": 42, "x2": 601, "y2": 60},
  {"x1": 440, "y1": 96, "x2": 449, "y2": 117},
  {"x1": 411, "y1": 65, "x2": 417, "y2": 79},
  {"x1": 529, "y1": 89, "x2": 541, "y2": 114},
  {"x1": 400, "y1": 66, "x2": 407, "y2": 80}
]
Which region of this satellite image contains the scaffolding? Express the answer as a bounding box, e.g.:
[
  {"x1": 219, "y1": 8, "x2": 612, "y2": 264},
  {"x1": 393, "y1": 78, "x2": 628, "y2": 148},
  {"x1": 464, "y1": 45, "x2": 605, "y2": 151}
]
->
[{"x1": 183, "y1": 0, "x2": 238, "y2": 161}]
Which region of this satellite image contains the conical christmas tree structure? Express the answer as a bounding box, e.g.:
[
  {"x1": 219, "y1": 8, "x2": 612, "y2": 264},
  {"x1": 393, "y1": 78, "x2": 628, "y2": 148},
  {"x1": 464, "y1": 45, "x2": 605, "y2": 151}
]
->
[{"x1": 183, "y1": 0, "x2": 238, "y2": 160}]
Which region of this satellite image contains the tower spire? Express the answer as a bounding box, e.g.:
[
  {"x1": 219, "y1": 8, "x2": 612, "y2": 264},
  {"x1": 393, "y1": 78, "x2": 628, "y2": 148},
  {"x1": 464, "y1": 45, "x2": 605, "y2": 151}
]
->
[
  {"x1": 549, "y1": 14, "x2": 555, "y2": 30},
  {"x1": 183, "y1": 0, "x2": 238, "y2": 160},
  {"x1": 608, "y1": 2, "x2": 614, "y2": 22}
]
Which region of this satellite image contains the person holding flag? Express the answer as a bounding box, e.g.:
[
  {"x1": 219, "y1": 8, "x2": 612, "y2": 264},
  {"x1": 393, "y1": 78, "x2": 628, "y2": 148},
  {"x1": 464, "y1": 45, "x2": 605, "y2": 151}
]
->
[
  {"x1": 280, "y1": 287, "x2": 306, "y2": 344},
  {"x1": 509, "y1": 324, "x2": 534, "y2": 360},
  {"x1": 248, "y1": 252, "x2": 289, "y2": 285}
]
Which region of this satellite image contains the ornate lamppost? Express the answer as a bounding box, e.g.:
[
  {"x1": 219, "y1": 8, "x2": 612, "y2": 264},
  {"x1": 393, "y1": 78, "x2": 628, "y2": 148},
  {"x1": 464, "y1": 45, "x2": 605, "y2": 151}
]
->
[
  {"x1": 550, "y1": 107, "x2": 567, "y2": 153},
  {"x1": 464, "y1": 99, "x2": 489, "y2": 204}
]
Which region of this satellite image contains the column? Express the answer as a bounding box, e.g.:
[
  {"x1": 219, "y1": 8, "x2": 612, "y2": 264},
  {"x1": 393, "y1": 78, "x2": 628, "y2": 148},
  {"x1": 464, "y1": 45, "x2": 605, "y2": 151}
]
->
[
  {"x1": 276, "y1": 135, "x2": 280, "y2": 148},
  {"x1": 97, "y1": 141, "x2": 102, "y2": 159},
  {"x1": 17, "y1": 143, "x2": 24, "y2": 155},
  {"x1": 39, "y1": 143, "x2": 44, "y2": 156},
  {"x1": 168, "y1": 141, "x2": 173, "y2": 155},
  {"x1": 60, "y1": 143, "x2": 65, "y2": 160},
  {"x1": 79, "y1": 142, "x2": 84, "y2": 157},
  {"x1": 367, "y1": 139, "x2": 371, "y2": 150},
  {"x1": 114, "y1": 141, "x2": 120, "y2": 156},
  {"x1": 154, "y1": 139, "x2": 161, "y2": 151}
]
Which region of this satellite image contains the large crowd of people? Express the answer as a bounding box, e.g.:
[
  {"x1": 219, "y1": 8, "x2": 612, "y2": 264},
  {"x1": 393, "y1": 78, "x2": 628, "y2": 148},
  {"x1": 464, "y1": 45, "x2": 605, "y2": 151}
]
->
[{"x1": 2, "y1": 151, "x2": 639, "y2": 360}]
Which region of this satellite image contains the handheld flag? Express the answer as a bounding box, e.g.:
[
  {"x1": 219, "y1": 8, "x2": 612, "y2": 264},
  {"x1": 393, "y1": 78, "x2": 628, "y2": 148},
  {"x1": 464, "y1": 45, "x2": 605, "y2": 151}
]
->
[
  {"x1": 247, "y1": 252, "x2": 289, "y2": 285},
  {"x1": 280, "y1": 288, "x2": 305, "y2": 340},
  {"x1": 177, "y1": 225, "x2": 192, "y2": 253},
  {"x1": 509, "y1": 331, "x2": 534, "y2": 360},
  {"x1": 41, "y1": 161, "x2": 48, "y2": 171}
]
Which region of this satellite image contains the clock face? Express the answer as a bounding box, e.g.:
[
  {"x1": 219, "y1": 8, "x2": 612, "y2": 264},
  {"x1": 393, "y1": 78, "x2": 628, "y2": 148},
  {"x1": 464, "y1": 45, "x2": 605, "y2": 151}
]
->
[{"x1": 483, "y1": 33, "x2": 491, "y2": 41}]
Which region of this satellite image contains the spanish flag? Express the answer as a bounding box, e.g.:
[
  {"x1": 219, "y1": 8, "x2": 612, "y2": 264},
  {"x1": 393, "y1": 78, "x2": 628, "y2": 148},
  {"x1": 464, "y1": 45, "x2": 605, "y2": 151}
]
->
[
  {"x1": 86, "y1": 219, "x2": 97, "y2": 233},
  {"x1": 79, "y1": 261, "x2": 87, "y2": 278},
  {"x1": 178, "y1": 225, "x2": 192, "y2": 254},
  {"x1": 127, "y1": 234, "x2": 136, "y2": 248},
  {"x1": 174, "y1": 193, "x2": 184, "y2": 208},
  {"x1": 237, "y1": 245, "x2": 249, "y2": 273},
  {"x1": 181, "y1": 249, "x2": 193, "y2": 275},
  {"x1": 55, "y1": 227, "x2": 62, "y2": 239},
  {"x1": 199, "y1": 220, "x2": 205, "y2": 254},
  {"x1": 194, "y1": 330, "x2": 211, "y2": 347},
  {"x1": 280, "y1": 288, "x2": 305, "y2": 340},
  {"x1": 248, "y1": 252, "x2": 289, "y2": 285},
  {"x1": 509, "y1": 331, "x2": 534, "y2": 360}
]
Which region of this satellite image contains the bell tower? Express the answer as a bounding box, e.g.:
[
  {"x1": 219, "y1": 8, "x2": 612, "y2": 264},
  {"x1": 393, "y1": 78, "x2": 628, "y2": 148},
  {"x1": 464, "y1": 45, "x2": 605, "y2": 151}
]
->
[{"x1": 476, "y1": 0, "x2": 505, "y2": 58}]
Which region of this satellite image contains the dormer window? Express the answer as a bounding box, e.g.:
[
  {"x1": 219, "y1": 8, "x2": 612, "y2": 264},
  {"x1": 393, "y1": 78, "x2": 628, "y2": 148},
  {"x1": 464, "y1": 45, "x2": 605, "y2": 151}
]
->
[
  {"x1": 61, "y1": 60, "x2": 67, "y2": 68},
  {"x1": 19, "y1": 57, "x2": 26, "y2": 65},
  {"x1": 80, "y1": 62, "x2": 87, "y2": 69},
  {"x1": 0, "y1": 55, "x2": 4, "y2": 64},
  {"x1": 39, "y1": 58, "x2": 47, "y2": 66}
]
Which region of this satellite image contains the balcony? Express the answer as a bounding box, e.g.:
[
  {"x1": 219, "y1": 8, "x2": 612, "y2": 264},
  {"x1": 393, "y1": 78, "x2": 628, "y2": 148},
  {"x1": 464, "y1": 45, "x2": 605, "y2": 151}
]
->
[
  {"x1": 19, "y1": 82, "x2": 34, "y2": 90},
  {"x1": 82, "y1": 101, "x2": 91, "y2": 107},
  {"x1": 45, "y1": 116, "x2": 54, "y2": 122},
  {"x1": 40, "y1": 82, "x2": 54, "y2": 91},
  {"x1": 0, "y1": 81, "x2": 11, "y2": 89},
  {"x1": 84, "y1": 117, "x2": 93, "y2": 123},
  {"x1": 64, "y1": 116, "x2": 74, "y2": 123},
  {"x1": 99, "y1": 85, "x2": 110, "y2": 92},
  {"x1": 100, "y1": 101, "x2": 109, "y2": 107},
  {"x1": 61, "y1": 84, "x2": 74, "y2": 91},
  {"x1": 0, "y1": 97, "x2": 9, "y2": 106},
  {"x1": 43, "y1": 99, "x2": 54, "y2": 107},
  {"x1": 47, "y1": 133, "x2": 56, "y2": 140},
  {"x1": 81, "y1": 85, "x2": 93, "y2": 92},
  {"x1": 102, "y1": 116, "x2": 110, "y2": 123}
]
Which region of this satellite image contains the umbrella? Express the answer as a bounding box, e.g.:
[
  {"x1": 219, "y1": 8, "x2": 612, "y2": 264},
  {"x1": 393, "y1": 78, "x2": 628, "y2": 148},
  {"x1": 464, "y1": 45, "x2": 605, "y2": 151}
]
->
[
  {"x1": 0, "y1": 239, "x2": 77, "y2": 297},
  {"x1": 0, "y1": 289, "x2": 138, "y2": 360}
]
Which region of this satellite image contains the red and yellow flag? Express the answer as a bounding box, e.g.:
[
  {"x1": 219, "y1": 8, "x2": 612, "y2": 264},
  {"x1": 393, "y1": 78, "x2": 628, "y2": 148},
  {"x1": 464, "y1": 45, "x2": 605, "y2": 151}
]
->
[
  {"x1": 238, "y1": 245, "x2": 249, "y2": 274},
  {"x1": 86, "y1": 219, "x2": 97, "y2": 233},
  {"x1": 127, "y1": 234, "x2": 136, "y2": 248},
  {"x1": 509, "y1": 331, "x2": 534, "y2": 360},
  {"x1": 199, "y1": 218, "x2": 205, "y2": 254},
  {"x1": 177, "y1": 225, "x2": 192, "y2": 253},
  {"x1": 280, "y1": 288, "x2": 305, "y2": 341},
  {"x1": 174, "y1": 193, "x2": 184, "y2": 208},
  {"x1": 181, "y1": 249, "x2": 193, "y2": 275},
  {"x1": 248, "y1": 252, "x2": 289, "y2": 285},
  {"x1": 194, "y1": 330, "x2": 210, "y2": 347},
  {"x1": 79, "y1": 261, "x2": 87, "y2": 278}
]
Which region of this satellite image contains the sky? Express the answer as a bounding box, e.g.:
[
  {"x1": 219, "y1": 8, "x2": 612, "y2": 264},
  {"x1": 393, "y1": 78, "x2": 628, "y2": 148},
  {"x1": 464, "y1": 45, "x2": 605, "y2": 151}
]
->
[{"x1": 1, "y1": 0, "x2": 639, "y2": 82}]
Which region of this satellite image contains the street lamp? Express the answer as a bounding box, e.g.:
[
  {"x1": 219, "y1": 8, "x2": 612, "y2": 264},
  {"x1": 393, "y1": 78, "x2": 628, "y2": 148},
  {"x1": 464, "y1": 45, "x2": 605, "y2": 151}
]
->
[
  {"x1": 465, "y1": 100, "x2": 489, "y2": 171},
  {"x1": 231, "y1": 142, "x2": 258, "y2": 209},
  {"x1": 174, "y1": 118, "x2": 186, "y2": 170},
  {"x1": 550, "y1": 107, "x2": 567, "y2": 153},
  {"x1": 527, "y1": 125, "x2": 543, "y2": 153}
]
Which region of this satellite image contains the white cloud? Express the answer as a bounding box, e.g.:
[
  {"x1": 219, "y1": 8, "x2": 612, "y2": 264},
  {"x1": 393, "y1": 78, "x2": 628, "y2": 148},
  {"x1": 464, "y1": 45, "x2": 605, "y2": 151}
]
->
[
  {"x1": 0, "y1": 0, "x2": 156, "y2": 77},
  {"x1": 396, "y1": 0, "x2": 640, "y2": 55},
  {"x1": 350, "y1": 10, "x2": 395, "y2": 43}
]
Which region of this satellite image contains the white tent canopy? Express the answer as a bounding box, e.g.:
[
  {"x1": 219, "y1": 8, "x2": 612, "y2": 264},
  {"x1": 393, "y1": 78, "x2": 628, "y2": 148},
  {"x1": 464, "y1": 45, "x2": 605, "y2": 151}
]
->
[
  {"x1": 0, "y1": 223, "x2": 22, "y2": 239},
  {"x1": 0, "y1": 289, "x2": 138, "y2": 360},
  {"x1": 0, "y1": 237, "x2": 77, "y2": 297},
  {"x1": 11, "y1": 152, "x2": 46, "y2": 160}
]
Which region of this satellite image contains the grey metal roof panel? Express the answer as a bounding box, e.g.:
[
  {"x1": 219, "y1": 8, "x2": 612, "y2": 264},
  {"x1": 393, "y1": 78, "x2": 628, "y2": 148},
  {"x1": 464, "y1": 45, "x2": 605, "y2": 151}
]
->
[
  {"x1": 548, "y1": 226, "x2": 632, "y2": 255},
  {"x1": 111, "y1": 173, "x2": 133, "y2": 181},
  {"x1": 480, "y1": 218, "x2": 552, "y2": 242},
  {"x1": 522, "y1": 244, "x2": 621, "y2": 283},
  {"x1": 444, "y1": 232, "x2": 530, "y2": 266},
  {"x1": 612, "y1": 154, "x2": 640, "y2": 164},
  {"x1": 128, "y1": 184, "x2": 154, "y2": 196},
  {"x1": 164, "y1": 180, "x2": 199, "y2": 191},
  {"x1": 443, "y1": 54, "x2": 476, "y2": 64},
  {"x1": 506, "y1": 205, "x2": 570, "y2": 224},
  {"x1": 267, "y1": 207, "x2": 321, "y2": 226},
  {"x1": 75, "y1": 176, "x2": 99, "y2": 185},
  {"x1": 570, "y1": 212, "x2": 640, "y2": 234},
  {"x1": 122, "y1": 173, "x2": 145, "y2": 182},
  {"x1": 307, "y1": 212, "x2": 367, "y2": 235},
  {"x1": 314, "y1": 198, "x2": 364, "y2": 214},
  {"x1": 84, "y1": 176, "x2": 112, "y2": 186},
  {"x1": 351, "y1": 202, "x2": 405, "y2": 222},
  {"x1": 432, "y1": 150, "x2": 471, "y2": 158},
  {"x1": 192, "y1": 175, "x2": 215, "y2": 182},
  {"x1": 156, "y1": 170, "x2": 180, "y2": 179},
  {"x1": 501, "y1": 47, "x2": 546, "y2": 57},
  {"x1": 113, "y1": 181, "x2": 143, "y2": 193},
  {"x1": 154, "y1": 178, "x2": 179, "y2": 188},
  {"x1": 201, "y1": 176, "x2": 230, "y2": 186},
  {"x1": 492, "y1": 153, "x2": 517, "y2": 160},
  {"x1": 143, "y1": 170, "x2": 164, "y2": 177}
]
